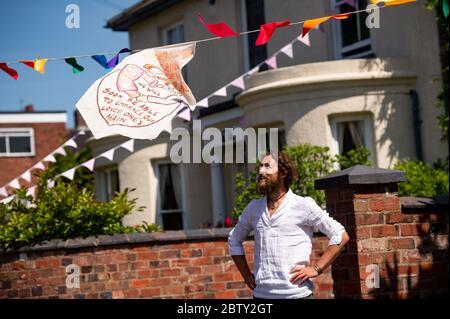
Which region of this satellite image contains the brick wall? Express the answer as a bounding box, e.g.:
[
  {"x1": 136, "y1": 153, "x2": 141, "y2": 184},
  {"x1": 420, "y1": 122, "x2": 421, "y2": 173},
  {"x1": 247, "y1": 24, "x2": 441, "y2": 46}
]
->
[
  {"x1": 0, "y1": 122, "x2": 67, "y2": 188},
  {"x1": 0, "y1": 230, "x2": 333, "y2": 299}
]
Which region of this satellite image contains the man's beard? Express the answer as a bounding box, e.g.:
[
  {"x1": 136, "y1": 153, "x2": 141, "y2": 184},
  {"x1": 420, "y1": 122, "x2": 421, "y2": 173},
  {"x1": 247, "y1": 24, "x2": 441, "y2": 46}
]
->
[{"x1": 257, "y1": 175, "x2": 282, "y2": 195}]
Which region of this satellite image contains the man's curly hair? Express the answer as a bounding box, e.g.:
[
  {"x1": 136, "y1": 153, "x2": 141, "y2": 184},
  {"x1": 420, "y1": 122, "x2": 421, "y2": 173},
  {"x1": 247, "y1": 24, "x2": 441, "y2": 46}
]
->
[{"x1": 259, "y1": 151, "x2": 298, "y2": 188}]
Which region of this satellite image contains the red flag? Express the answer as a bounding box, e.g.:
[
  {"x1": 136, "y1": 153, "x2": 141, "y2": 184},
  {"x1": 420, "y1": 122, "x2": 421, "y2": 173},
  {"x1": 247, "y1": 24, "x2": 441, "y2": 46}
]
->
[
  {"x1": 19, "y1": 60, "x2": 35, "y2": 69},
  {"x1": 0, "y1": 63, "x2": 18, "y2": 80},
  {"x1": 256, "y1": 21, "x2": 290, "y2": 46},
  {"x1": 198, "y1": 14, "x2": 238, "y2": 38}
]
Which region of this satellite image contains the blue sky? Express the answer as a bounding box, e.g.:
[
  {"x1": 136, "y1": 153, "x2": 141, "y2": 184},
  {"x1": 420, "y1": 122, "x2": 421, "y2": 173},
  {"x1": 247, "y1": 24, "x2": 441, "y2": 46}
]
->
[{"x1": 0, "y1": 0, "x2": 140, "y2": 128}]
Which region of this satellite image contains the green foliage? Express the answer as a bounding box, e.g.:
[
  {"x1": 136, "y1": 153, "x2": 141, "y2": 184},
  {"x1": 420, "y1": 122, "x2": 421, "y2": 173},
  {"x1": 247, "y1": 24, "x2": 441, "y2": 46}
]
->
[
  {"x1": 336, "y1": 147, "x2": 372, "y2": 170},
  {"x1": 394, "y1": 159, "x2": 449, "y2": 197},
  {"x1": 137, "y1": 221, "x2": 163, "y2": 233},
  {"x1": 232, "y1": 170, "x2": 259, "y2": 222}
]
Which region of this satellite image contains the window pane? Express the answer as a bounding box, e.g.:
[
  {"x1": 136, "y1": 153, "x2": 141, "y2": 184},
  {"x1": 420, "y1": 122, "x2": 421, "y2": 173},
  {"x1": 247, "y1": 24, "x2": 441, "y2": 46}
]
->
[
  {"x1": 159, "y1": 164, "x2": 180, "y2": 210},
  {"x1": 110, "y1": 169, "x2": 120, "y2": 196},
  {"x1": 0, "y1": 137, "x2": 5, "y2": 153},
  {"x1": 9, "y1": 136, "x2": 31, "y2": 153},
  {"x1": 339, "y1": 4, "x2": 359, "y2": 47},
  {"x1": 162, "y1": 212, "x2": 183, "y2": 230},
  {"x1": 338, "y1": 121, "x2": 365, "y2": 154},
  {"x1": 167, "y1": 24, "x2": 184, "y2": 45},
  {"x1": 358, "y1": 0, "x2": 370, "y2": 40}
]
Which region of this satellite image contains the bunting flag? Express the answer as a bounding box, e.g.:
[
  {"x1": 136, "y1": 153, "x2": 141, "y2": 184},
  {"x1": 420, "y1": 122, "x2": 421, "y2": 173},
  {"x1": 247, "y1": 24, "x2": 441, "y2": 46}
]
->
[
  {"x1": 43, "y1": 154, "x2": 56, "y2": 163},
  {"x1": 81, "y1": 158, "x2": 95, "y2": 171},
  {"x1": 34, "y1": 58, "x2": 48, "y2": 74},
  {"x1": 0, "y1": 187, "x2": 8, "y2": 197},
  {"x1": 177, "y1": 107, "x2": 192, "y2": 121},
  {"x1": 65, "y1": 57, "x2": 85, "y2": 74},
  {"x1": 76, "y1": 43, "x2": 196, "y2": 139},
  {"x1": 26, "y1": 186, "x2": 36, "y2": 199},
  {"x1": 53, "y1": 146, "x2": 67, "y2": 156},
  {"x1": 20, "y1": 170, "x2": 31, "y2": 183},
  {"x1": 213, "y1": 87, "x2": 228, "y2": 97},
  {"x1": 119, "y1": 139, "x2": 135, "y2": 152},
  {"x1": 0, "y1": 196, "x2": 14, "y2": 204},
  {"x1": 370, "y1": 0, "x2": 417, "y2": 6},
  {"x1": 99, "y1": 149, "x2": 116, "y2": 161},
  {"x1": 280, "y1": 43, "x2": 294, "y2": 58},
  {"x1": 91, "y1": 54, "x2": 109, "y2": 69},
  {"x1": 198, "y1": 14, "x2": 238, "y2": 38},
  {"x1": 64, "y1": 138, "x2": 78, "y2": 148},
  {"x1": 230, "y1": 77, "x2": 245, "y2": 90},
  {"x1": 444, "y1": 0, "x2": 449, "y2": 17},
  {"x1": 61, "y1": 168, "x2": 76, "y2": 180},
  {"x1": 256, "y1": 21, "x2": 291, "y2": 46},
  {"x1": 298, "y1": 33, "x2": 311, "y2": 46},
  {"x1": 266, "y1": 56, "x2": 278, "y2": 69},
  {"x1": 106, "y1": 48, "x2": 132, "y2": 68},
  {"x1": 197, "y1": 98, "x2": 209, "y2": 108},
  {"x1": 0, "y1": 63, "x2": 18, "y2": 80},
  {"x1": 9, "y1": 179, "x2": 20, "y2": 189},
  {"x1": 47, "y1": 180, "x2": 55, "y2": 189},
  {"x1": 19, "y1": 60, "x2": 35, "y2": 69},
  {"x1": 302, "y1": 13, "x2": 350, "y2": 37},
  {"x1": 32, "y1": 162, "x2": 46, "y2": 171}
]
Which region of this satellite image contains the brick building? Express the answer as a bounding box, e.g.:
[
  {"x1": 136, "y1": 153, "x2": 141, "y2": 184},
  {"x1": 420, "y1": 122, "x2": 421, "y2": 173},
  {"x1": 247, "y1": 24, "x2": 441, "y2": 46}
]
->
[{"x1": 0, "y1": 105, "x2": 68, "y2": 188}]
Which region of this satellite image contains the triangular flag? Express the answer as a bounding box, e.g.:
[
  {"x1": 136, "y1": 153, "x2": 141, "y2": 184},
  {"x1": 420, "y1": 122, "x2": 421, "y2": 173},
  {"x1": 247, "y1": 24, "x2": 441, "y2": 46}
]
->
[
  {"x1": 256, "y1": 21, "x2": 290, "y2": 46},
  {"x1": 32, "y1": 162, "x2": 46, "y2": 170},
  {"x1": 196, "y1": 98, "x2": 209, "y2": 108},
  {"x1": 64, "y1": 57, "x2": 85, "y2": 74},
  {"x1": 78, "y1": 130, "x2": 86, "y2": 135},
  {"x1": 370, "y1": 0, "x2": 417, "y2": 6},
  {"x1": 43, "y1": 154, "x2": 56, "y2": 163},
  {"x1": 266, "y1": 56, "x2": 278, "y2": 69},
  {"x1": 230, "y1": 77, "x2": 245, "y2": 90},
  {"x1": 26, "y1": 186, "x2": 36, "y2": 198},
  {"x1": 302, "y1": 14, "x2": 350, "y2": 37},
  {"x1": 213, "y1": 87, "x2": 228, "y2": 97},
  {"x1": 120, "y1": 139, "x2": 134, "y2": 152},
  {"x1": 280, "y1": 43, "x2": 294, "y2": 58},
  {"x1": 298, "y1": 33, "x2": 311, "y2": 47},
  {"x1": 443, "y1": 0, "x2": 449, "y2": 17},
  {"x1": 53, "y1": 146, "x2": 66, "y2": 156},
  {"x1": 81, "y1": 158, "x2": 95, "y2": 171},
  {"x1": 198, "y1": 14, "x2": 238, "y2": 38},
  {"x1": 47, "y1": 180, "x2": 55, "y2": 189},
  {"x1": 0, "y1": 196, "x2": 14, "y2": 204},
  {"x1": 20, "y1": 170, "x2": 31, "y2": 183},
  {"x1": 177, "y1": 107, "x2": 191, "y2": 121},
  {"x1": 34, "y1": 58, "x2": 48, "y2": 74},
  {"x1": 64, "y1": 139, "x2": 78, "y2": 148},
  {"x1": 19, "y1": 60, "x2": 35, "y2": 69},
  {"x1": 61, "y1": 167, "x2": 76, "y2": 180},
  {"x1": 0, "y1": 187, "x2": 8, "y2": 197},
  {"x1": 91, "y1": 55, "x2": 109, "y2": 69},
  {"x1": 106, "y1": 48, "x2": 132, "y2": 69},
  {"x1": 9, "y1": 179, "x2": 20, "y2": 189},
  {"x1": 99, "y1": 149, "x2": 115, "y2": 161},
  {"x1": 0, "y1": 63, "x2": 18, "y2": 80}
]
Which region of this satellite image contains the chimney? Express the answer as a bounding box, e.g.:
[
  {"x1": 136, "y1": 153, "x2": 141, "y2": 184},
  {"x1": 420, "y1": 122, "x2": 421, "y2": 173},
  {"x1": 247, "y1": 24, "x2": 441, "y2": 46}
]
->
[{"x1": 24, "y1": 104, "x2": 34, "y2": 112}]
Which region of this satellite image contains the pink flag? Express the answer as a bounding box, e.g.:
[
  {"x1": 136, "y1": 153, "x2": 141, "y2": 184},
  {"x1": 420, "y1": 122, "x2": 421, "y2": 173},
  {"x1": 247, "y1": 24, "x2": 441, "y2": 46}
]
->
[
  {"x1": 266, "y1": 56, "x2": 278, "y2": 69},
  {"x1": 197, "y1": 98, "x2": 209, "y2": 108},
  {"x1": 81, "y1": 158, "x2": 96, "y2": 171},
  {"x1": 231, "y1": 77, "x2": 245, "y2": 90},
  {"x1": 177, "y1": 108, "x2": 191, "y2": 121},
  {"x1": 298, "y1": 33, "x2": 311, "y2": 46},
  {"x1": 280, "y1": 43, "x2": 294, "y2": 58}
]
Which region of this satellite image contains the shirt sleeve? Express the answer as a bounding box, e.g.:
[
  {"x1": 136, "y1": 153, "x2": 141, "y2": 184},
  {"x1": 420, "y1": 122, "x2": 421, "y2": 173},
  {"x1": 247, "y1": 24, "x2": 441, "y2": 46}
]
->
[
  {"x1": 228, "y1": 202, "x2": 254, "y2": 255},
  {"x1": 304, "y1": 197, "x2": 345, "y2": 246}
]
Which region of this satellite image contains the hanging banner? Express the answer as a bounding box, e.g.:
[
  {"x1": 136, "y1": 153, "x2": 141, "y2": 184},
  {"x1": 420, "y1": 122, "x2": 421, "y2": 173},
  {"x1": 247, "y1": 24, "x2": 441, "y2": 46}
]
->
[{"x1": 76, "y1": 43, "x2": 196, "y2": 140}]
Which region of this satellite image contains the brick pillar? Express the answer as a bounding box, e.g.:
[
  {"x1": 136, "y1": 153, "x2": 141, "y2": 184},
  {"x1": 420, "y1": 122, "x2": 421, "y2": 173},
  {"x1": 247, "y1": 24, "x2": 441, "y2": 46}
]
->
[{"x1": 315, "y1": 165, "x2": 406, "y2": 299}]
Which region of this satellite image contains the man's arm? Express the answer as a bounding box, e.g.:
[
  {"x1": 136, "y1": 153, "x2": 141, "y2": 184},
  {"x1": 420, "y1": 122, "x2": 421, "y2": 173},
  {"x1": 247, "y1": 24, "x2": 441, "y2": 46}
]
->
[{"x1": 228, "y1": 205, "x2": 255, "y2": 290}]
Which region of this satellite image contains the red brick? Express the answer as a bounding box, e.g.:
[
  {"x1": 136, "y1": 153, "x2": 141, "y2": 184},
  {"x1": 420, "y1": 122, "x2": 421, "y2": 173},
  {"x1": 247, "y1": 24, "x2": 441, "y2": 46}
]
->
[
  {"x1": 400, "y1": 223, "x2": 430, "y2": 236},
  {"x1": 369, "y1": 198, "x2": 400, "y2": 212},
  {"x1": 203, "y1": 247, "x2": 225, "y2": 256},
  {"x1": 148, "y1": 278, "x2": 171, "y2": 286},
  {"x1": 160, "y1": 269, "x2": 181, "y2": 277},
  {"x1": 353, "y1": 200, "x2": 368, "y2": 212},
  {"x1": 384, "y1": 212, "x2": 414, "y2": 224},
  {"x1": 355, "y1": 213, "x2": 384, "y2": 226},
  {"x1": 214, "y1": 273, "x2": 234, "y2": 282},
  {"x1": 130, "y1": 279, "x2": 149, "y2": 288},
  {"x1": 215, "y1": 290, "x2": 238, "y2": 299},
  {"x1": 389, "y1": 238, "x2": 415, "y2": 249},
  {"x1": 371, "y1": 225, "x2": 399, "y2": 238},
  {"x1": 160, "y1": 250, "x2": 180, "y2": 259},
  {"x1": 140, "y1": 288, "x2": 161, "y2": 298},
  {"x1": 191, "y1": 257, "x2": 212, "y2": 266}
]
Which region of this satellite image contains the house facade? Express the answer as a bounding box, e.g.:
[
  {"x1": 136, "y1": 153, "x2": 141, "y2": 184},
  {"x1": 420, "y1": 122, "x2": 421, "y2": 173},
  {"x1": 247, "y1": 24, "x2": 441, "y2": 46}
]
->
[{"x1": 86, "y1": 0, "x2": 447, "y2": 230}]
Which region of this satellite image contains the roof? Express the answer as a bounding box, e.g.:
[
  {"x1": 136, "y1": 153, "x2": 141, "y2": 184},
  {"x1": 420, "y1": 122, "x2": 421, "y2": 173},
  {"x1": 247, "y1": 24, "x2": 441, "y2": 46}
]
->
[
  {"x1": 0, "y1": 111, "x2": 68, "y2": 124},
  {"x1": 106, "y1": 0, "x2": 183, "y2": 31}
]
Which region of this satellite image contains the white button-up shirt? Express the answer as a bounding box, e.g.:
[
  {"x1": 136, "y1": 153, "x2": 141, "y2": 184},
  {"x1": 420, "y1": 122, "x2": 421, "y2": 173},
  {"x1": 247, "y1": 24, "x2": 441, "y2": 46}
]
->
[{"x1": 228, "y1": 189, "x2": 345, "y2": 299}]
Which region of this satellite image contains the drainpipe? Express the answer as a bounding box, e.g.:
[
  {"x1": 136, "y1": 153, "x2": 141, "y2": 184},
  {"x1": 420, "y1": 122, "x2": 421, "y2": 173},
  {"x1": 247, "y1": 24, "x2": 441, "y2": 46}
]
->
[{"x1": 410, "y1": 89, "x2": 423, "y2": 161}]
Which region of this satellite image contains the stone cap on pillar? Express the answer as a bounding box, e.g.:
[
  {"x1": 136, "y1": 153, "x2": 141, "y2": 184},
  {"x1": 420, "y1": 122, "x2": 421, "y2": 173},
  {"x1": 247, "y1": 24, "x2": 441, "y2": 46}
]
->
[{"x1": 314, "y1": 165, "x2": 406, "y2": 190}]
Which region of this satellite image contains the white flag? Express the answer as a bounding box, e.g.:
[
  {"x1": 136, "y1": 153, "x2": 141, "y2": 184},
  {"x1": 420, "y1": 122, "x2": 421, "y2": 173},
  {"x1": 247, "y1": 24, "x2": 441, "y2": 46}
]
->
[
  {"x1": 76, "y1": 43, "x2": 197, "y2": 140},
  {"x1": 26, "y1": 186, "x2": 36, "y2": 198},
  {"x1": 197, "y1": 98, "x2": 209, "y2": 108},
  {"x1": 266, "y1": 56, "x2": 278, "y2": 69},
  {"x1": 99, "y1": 149, "x2": 116, "y2": 161},
  {"x1": 47, "y1": 180, "x2": 55, "y2": 189},
  {"x1": 213, "y1": 87, "x2": 228, "y2": 97},
  {"x1": 0, "y1": 196, "x2": 14, "y2": 204},
  {"x1": 20, "y1": 170, "x2": 31, "y2": 183},
  {"x1": 61, "y1": 168, "x2": 76, "y2": 180},
  {"x1": 298, "y1": 33, "x2": 311, "y2": 47},
  {"x1": 0, "y1": 187, "x2": 8, "y2": 197},
  {"x1": 230, "y1": 77, "x2": 245, "y2": 90},
  {"x1": 280, "y1": 43, "x2": 294, "y2": 58},
  {"x1": 9, "y1": 179, "x2": 20, "y2": 189},
  {"x1": 177, "y1": 107, "x2": 191, "y2": 121},
  {"x1": 81, "y1": 158, "x2": 96, "y2": 171},
  {"x1": 120, "y1": 139, "x2": 135, "y2": 152},
  {"x1": 64, "y1": 139, "x2": 78, "y2": 149},
  {"x1": 32, "y1": 162, "x2": 46, "y2": 171},
  {"x1": 54, "y1": 146, "x2": 66, "y2": 156},
  {"x1": 43, "y1": 154, "x2": 56, "y2": 163}
]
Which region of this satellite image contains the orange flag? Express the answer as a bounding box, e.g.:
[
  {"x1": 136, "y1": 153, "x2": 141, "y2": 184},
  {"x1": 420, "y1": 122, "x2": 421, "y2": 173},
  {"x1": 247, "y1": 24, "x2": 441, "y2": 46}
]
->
[
  {"x1": 302, "y1": 13, "x2": 350, "y2": 37},
  {"x1": 370, "y1": 0, "x2": 417, "y2": 6}
]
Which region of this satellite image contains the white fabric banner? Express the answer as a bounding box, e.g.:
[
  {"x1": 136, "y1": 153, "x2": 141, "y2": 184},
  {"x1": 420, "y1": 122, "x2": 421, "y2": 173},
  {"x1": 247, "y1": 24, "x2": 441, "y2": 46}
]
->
[{"x1": 76, "y1": 43, "x2": 197, "y2": 140}]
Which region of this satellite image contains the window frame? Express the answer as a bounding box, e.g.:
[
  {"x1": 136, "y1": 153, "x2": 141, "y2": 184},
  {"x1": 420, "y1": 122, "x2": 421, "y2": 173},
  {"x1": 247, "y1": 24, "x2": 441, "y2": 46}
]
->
[
  {"x1": 155, "y1": 161, "x2": 186, "y2": 230},
  {"x1": 331, "y1": 0, "x2": 373, "y2": 59},
  {"x1": 162, "y1": 21, "x2": 185, "y2": 45},
  {"x1": 0, "y1": 127, "x2": 35, "y2": 157},
  {"x1": 329, "y1": 113, "x2": 377, "y2": 167},
  {"x1": 99, "y1": 166, "x2": 120, "y2": 202}
]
